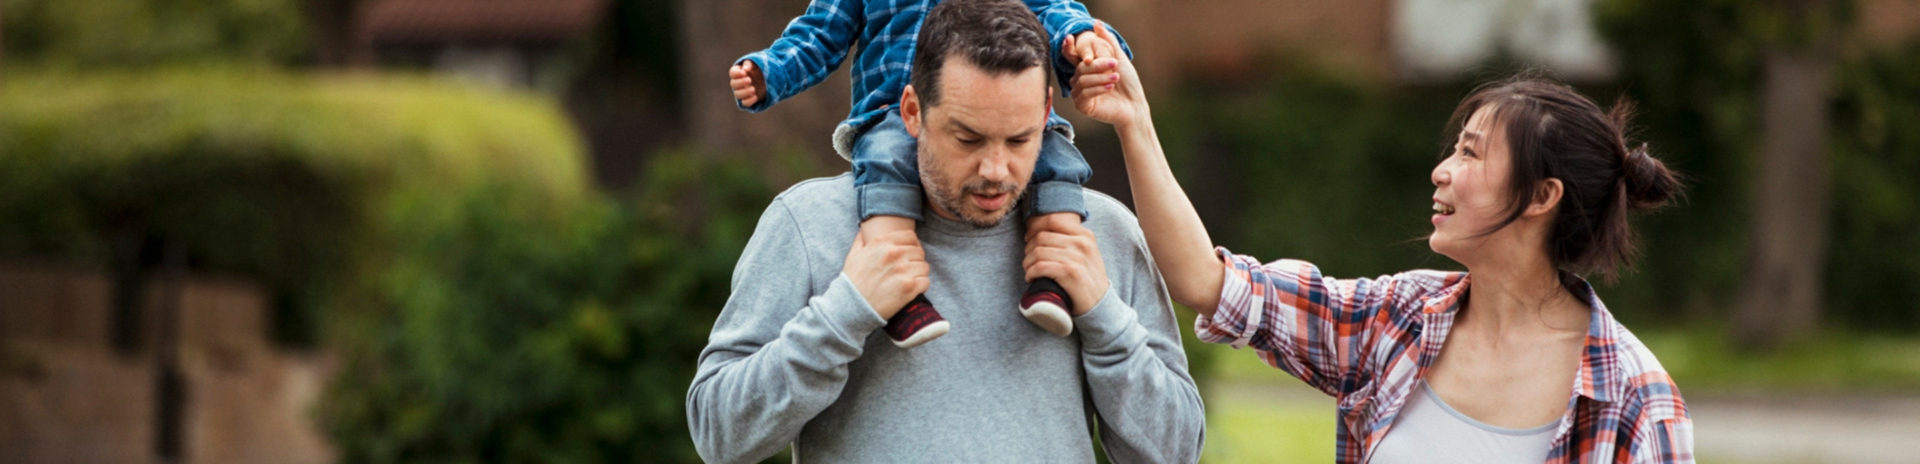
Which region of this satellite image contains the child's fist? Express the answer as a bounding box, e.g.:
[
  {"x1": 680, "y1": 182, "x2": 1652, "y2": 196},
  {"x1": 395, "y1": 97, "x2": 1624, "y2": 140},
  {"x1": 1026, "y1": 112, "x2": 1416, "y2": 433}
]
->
[{"x1": 729, "y1": 61, "x2": 766, "y2": 107}]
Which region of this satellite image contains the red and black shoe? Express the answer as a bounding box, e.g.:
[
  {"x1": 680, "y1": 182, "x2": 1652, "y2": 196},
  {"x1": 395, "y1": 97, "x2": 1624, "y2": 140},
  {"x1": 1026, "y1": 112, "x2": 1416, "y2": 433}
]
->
[
  {"x1": 884, "y1": 294, "x2": 949, "y2": 348},
  {"x1": 1019, "y1": 278, "x2": 1074, "y2": 337}
]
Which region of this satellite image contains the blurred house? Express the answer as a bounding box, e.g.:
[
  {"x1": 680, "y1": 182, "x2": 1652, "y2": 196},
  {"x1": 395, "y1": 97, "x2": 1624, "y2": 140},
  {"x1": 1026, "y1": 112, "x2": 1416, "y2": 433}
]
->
[
  {"x1": 1096, "y1": 0, "x2": 1920, "y2": 85},
  {"x1": 351, "y1": 0, "x2": 687, "y2": 190},
  {"x1": 359, "y1": 0, "x2": 607, "y2": 90},
  {"x1": 331, "y1": 0, "x2": 1920, "y2": 190}
]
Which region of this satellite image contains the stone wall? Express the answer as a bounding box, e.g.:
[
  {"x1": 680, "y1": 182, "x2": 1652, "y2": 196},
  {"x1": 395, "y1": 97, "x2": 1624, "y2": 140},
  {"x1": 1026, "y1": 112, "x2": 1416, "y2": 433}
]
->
[{"x1": 0, "y1": 263, "x2": 334, "y2": 464}]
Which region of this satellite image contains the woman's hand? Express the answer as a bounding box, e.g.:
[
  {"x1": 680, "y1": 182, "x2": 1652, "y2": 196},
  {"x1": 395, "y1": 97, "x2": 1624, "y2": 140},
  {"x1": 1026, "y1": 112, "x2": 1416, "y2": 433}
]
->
[
  {"x1": 1065, "y1": 21, "x2": 1148, "y2": 129},
  {"x1": 1070, "y1": 21, "x2": 1226, "y2": 314}
]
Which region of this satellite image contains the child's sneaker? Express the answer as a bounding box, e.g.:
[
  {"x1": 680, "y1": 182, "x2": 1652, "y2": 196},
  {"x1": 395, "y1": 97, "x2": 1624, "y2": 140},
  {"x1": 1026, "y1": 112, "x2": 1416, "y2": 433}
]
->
[
  {"x1": 884, "y1": 295, "x2": 949, "y2": 348},
  {"x1": 1019, "y1": 278, "x2": 1074, "y2": 336}
]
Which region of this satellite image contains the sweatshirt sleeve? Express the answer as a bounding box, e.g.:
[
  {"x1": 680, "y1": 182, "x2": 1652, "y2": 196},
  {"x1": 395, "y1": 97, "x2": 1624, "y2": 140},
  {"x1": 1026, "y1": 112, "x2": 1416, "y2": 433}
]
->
[
  {"x1": 1072, "y1": 223, "x2": 1205, "y2": 463},
  {"x1": 684, "y1": 197, "x2": 886, "y2": 464},
  {"x1": 735, "y1": 0, "x2": 866, "y2": 112}
]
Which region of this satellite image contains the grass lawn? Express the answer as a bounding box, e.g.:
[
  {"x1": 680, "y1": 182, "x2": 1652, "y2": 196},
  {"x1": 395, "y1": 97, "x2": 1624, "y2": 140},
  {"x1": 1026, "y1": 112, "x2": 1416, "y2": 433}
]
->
[{"x1": 1196, "y1": 342, "x2": 1335, "y2": 463}]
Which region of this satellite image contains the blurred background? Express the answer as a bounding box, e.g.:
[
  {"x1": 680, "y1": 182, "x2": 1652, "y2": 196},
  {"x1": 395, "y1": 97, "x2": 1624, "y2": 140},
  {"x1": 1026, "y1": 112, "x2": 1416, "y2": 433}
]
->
[{"x1": 1, "y1": 0, "x2": 1917, "y2": 462}]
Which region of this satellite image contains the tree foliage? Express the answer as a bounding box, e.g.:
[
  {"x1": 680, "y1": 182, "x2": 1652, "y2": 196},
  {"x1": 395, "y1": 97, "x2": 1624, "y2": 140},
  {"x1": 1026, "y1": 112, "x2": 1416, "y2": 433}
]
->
[{"x1": 2, "y1": 0, "x2": 307, "y2": 67}]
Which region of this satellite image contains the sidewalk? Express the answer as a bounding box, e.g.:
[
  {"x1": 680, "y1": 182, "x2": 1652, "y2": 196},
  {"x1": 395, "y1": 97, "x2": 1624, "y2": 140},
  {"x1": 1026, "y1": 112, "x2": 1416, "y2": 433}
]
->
[{"x1": 1691, "y1": 394, "x2": 1920, "y2": 464}]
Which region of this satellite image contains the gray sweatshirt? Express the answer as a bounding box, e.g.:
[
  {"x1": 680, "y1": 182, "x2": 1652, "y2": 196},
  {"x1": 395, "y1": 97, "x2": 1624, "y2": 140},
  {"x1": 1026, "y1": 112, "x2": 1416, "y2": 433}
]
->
[{"x1": 686, "y1": 174, "x2": 1205, "y2": 463}]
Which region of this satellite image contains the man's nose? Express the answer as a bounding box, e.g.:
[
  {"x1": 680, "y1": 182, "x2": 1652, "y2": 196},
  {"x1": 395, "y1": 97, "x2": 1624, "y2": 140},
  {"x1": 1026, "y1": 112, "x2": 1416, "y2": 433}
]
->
[{"x1": 977, "y1": 146, "x2": 1012, "y2": 181}]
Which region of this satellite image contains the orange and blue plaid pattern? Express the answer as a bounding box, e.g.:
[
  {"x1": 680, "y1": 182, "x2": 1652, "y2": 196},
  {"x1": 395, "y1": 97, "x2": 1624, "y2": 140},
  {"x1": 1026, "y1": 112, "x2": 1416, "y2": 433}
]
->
[{"x1": 1195, "y1": 247, "x2": 1695, "y2": 463}]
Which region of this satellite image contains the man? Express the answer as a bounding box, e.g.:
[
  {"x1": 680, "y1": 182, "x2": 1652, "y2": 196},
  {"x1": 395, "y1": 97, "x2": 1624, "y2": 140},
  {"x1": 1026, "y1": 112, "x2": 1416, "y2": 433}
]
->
[{"x1": 685, "y1": 0, "x2": 1205, "y2": 462}]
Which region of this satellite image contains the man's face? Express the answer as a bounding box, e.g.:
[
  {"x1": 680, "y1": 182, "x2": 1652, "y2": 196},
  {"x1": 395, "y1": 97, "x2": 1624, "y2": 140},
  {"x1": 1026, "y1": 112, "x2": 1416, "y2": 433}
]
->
[{"x1": 903, "y1": 56, "x2": 1050, "y2": 228}]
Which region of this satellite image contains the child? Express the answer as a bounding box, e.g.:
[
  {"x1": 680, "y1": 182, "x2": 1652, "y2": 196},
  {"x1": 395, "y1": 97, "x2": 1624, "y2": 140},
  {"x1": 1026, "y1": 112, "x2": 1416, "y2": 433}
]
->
[{"x1": 728, "y1": 0, "x2": 1129, "y2": 348}]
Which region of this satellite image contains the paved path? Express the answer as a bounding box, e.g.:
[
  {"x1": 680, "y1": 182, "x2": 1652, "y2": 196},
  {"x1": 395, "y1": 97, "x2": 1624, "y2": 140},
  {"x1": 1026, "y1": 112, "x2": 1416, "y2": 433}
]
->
[{"x1": 1690, "y1": 394, "x2": 1920, "y2": 463}]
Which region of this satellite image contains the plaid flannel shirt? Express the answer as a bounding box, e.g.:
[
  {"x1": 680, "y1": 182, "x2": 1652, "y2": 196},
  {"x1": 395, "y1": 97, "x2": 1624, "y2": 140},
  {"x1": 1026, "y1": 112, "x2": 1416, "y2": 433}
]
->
[
  {"x1": 735, "y1": 0, "x2": 1130, "y2": 158},
  {"x1": 1196, "y1": 247, "x2": 1695, "y2": 463}
]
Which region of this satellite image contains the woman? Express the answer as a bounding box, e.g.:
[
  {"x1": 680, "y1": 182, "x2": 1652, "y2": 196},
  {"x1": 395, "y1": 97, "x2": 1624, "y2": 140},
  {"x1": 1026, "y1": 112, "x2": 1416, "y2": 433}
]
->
[{"x1": 1064, "y1": 25, "x2": 1695, "y2": 463}]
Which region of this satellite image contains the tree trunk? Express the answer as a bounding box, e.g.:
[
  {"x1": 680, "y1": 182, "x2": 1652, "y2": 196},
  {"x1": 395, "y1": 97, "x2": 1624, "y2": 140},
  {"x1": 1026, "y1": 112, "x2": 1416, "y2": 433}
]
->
[
  {"x1": 302, "y1": 0, "x2": 369, "y2": 68},
  {"x1": 1733, "y1": 48, "x2": 1833, "y2": 350}
]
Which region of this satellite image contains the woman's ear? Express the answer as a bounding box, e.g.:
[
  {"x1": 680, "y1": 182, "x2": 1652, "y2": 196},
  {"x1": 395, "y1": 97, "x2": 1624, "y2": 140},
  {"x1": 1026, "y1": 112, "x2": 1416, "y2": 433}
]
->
[
  {"x1": 1525, "y1": 178, "x2": 1564, "y2": 217},
  {"x1": 900, "y1": 85, "x2": 923, "y2": 138}
]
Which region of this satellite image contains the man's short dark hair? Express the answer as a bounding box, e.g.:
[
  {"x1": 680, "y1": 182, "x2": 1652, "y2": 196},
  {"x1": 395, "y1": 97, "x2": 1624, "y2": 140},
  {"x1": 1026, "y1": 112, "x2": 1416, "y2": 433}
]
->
[{"x1": 911, "y1": 0, "x2": 1052, "y2": 108}]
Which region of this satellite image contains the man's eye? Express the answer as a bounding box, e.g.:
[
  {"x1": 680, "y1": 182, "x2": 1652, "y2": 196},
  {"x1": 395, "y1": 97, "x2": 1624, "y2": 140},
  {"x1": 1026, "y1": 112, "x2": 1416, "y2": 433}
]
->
[
  {"x1": 1010, "y1": 138, "x2": 1032, "y2": 145},
  {"x1": 958, "y1": 138, "x2": 982, "y2": 145}
]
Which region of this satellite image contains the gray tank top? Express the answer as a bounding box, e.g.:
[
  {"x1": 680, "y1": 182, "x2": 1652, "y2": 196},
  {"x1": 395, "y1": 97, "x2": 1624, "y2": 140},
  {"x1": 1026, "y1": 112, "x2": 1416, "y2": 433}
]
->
[{"x1": 1368, "y1": 381, "x2": 1560, "y2": 463}]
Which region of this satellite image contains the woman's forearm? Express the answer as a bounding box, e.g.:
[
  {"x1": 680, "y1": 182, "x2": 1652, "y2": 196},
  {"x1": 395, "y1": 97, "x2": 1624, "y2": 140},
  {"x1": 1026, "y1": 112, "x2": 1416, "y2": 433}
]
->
[{"x1": 1114, "y1": 114, "x2": 1225, "y2": 315}]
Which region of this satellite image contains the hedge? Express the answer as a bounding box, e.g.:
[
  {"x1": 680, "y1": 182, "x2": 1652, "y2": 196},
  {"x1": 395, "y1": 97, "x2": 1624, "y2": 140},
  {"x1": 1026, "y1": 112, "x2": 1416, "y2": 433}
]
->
[{"x1": 0, "y1": 66, "x2": 589, "y2": 345}]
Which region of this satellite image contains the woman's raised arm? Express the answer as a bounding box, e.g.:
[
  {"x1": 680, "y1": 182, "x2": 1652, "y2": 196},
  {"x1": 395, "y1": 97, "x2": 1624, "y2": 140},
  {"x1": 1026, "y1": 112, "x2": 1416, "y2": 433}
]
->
[{"x1": 1068, "y1": 24, "x2": 1225, "y2": 314}]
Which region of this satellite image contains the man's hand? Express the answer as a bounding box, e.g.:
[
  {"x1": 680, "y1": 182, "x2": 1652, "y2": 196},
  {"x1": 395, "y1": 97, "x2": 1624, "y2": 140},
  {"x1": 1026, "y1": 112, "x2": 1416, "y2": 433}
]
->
[
  {"x1": 1066, "y1": 22, "x2": 1147, "y2": 128},
  {"x1": 1023, "y1": 214, "x2": 1110, "y2": 316},
  {"x1": 729, "y1": 60, "x2": 767, "y2": 107},
  {"x1": 844, "y1": 228, "x2": 930, "y2": 319}
]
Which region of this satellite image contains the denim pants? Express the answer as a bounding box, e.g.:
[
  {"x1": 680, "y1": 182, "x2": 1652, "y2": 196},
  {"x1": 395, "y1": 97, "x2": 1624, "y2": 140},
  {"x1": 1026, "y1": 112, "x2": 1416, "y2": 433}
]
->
[{"x1": 852, "y1": 110, "x2": 1090, "y2": 222}]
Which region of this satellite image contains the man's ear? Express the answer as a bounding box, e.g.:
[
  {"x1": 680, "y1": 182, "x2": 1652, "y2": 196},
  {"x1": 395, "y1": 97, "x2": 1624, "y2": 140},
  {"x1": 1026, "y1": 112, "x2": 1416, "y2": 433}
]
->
[
  {"x1": 1045, "y1": 87, "x2": 1054, "y2": 115},
  {"x1": 1524, "y1": 178, "x2": 1564, "y2": 217},
  {"x1": 900, "y1": 85, "x2": 923, "y2": 138}
]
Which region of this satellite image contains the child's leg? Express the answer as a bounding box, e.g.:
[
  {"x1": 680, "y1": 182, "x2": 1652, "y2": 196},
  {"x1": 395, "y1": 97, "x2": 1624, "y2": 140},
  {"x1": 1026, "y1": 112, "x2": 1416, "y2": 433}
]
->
[
  {"x1": 1019, "y1": 126, "x2": 1092, "y2": 337},
  {"x1": 852, "y1": 110, "x2": 947, "y2": 348}
]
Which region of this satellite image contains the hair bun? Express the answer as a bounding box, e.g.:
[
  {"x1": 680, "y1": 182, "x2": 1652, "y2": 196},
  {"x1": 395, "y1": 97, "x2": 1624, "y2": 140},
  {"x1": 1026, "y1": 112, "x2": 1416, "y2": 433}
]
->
[{"x1": 1622, "y1": 143, "x2": 1680, "y2": 210}]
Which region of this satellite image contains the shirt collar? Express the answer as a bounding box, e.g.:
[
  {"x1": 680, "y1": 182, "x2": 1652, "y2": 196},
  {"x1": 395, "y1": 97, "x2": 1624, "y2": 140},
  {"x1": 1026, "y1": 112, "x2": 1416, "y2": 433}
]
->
[{"x1": 1568, "y1": 276, "x2": 1627, "y2": 403}]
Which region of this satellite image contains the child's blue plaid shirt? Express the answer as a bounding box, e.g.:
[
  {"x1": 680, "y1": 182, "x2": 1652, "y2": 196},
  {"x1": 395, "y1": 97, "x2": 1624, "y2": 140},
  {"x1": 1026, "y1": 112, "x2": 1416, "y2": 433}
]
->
[{"x1": 735, "y1": 0, "x2": 1130, "y2": 158}]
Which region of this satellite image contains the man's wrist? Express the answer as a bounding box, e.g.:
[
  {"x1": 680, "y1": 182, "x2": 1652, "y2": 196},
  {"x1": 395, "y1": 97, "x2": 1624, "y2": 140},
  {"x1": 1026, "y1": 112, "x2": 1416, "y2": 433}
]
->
[{"x1": 1073, "y1": 281, "x2": 1110, "y2": 316}]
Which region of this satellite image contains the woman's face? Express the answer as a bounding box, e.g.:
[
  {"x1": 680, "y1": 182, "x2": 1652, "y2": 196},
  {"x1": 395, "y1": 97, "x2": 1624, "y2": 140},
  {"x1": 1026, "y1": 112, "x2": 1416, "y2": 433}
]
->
[{"x1": 1429, "y1": 105, "x2": 1515, "y2": 262}]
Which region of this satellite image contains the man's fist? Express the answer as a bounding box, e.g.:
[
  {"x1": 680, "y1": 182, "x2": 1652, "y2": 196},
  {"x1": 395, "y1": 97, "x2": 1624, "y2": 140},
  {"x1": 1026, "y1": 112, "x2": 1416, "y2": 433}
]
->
[
  {"x1": 1023, "y1": 214, "x2": 1110, "y2": 316},
  {"x1": 845, "y1": 228, "x2": 931, "y2": 319}
]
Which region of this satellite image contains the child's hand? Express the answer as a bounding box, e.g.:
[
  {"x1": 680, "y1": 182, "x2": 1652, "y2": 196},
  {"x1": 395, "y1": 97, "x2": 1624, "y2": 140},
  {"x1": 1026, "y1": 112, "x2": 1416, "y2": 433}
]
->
[
  {"x1": 1061, "y1": 22, "x2": 1120, "y2": 96},
  {"x1": 1062, "y1": 25, "x2": 1119, "y2": 66},
  {"x1": 728, "y1": 60, "x2": 766, "y2": 107},
  {"x1": 1068, "y1": 23, "x2": 1146, "y2": 128}
]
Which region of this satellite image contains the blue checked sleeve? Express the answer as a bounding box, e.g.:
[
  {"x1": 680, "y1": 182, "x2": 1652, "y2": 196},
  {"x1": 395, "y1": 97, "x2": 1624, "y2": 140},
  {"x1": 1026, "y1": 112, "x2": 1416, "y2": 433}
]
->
[
  {"x1": 1026, "y1": 0, "x2": 1132, "y2": 97},
  {"x1": 735, "y1": 0, "x2": 866, "y2": 112}
]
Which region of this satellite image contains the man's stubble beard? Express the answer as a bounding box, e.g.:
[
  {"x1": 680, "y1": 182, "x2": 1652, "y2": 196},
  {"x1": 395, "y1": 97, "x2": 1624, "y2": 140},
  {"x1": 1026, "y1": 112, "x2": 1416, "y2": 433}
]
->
[{"x1": 920, "y1": 144, "x2": 1024, "y2": 229}]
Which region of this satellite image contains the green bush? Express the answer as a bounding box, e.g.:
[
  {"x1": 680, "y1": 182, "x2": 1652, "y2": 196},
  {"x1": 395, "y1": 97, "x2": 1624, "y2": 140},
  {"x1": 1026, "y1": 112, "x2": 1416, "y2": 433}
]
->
[
  {"x1": 319, "y1": 150, "x2": 785, "y2": 464},
  {"x1": 1598, "y1": 0, "x2": 1920, "y2": 331},
  {"x1": 1152, "y1": 68, "x2": 1471, "y2": 286},
  {"x1": 0, "y1": 67, "x2": 589, "y2": 345},
  {"x1": 1827, "y1": 42, "x2": 1920, "y2": 330},
  {"x1": 1156, "y1": 21, "x2": 1920, "y2": 333}
]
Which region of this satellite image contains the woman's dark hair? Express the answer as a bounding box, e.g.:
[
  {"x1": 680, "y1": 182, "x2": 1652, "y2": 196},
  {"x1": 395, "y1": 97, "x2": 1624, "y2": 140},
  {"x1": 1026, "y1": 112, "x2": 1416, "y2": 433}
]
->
[{"x1": 1442, "y1": 75, "x2": 1683, "y2": 282}]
